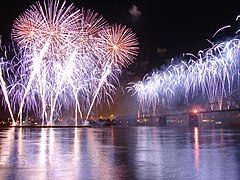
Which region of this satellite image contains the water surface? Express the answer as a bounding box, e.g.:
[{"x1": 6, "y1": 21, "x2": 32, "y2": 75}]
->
[{"x1": 0, "y1": 126, "x2": 239, "y2": 180}]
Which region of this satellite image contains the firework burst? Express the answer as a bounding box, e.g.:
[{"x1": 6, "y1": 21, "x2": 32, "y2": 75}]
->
[
  {"x1": 0, "y1": 0, "x2": 139, "y2": 126},
  {"x1": 128, "y1": 21, "x2": 240, "y2": 115}
]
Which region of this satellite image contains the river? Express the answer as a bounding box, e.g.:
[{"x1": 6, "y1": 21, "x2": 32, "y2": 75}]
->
[{"x1": 0, "y1": 126, "x2": 239, "y2": 180}]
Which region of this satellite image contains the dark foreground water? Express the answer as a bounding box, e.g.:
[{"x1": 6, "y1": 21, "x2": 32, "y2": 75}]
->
[{"x1": 0, "y1": 126, "x2": 240, "y2": 180}]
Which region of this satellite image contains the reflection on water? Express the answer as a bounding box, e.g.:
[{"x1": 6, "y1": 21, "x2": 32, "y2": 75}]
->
[
  {"x1": 194, "y1": 127, "x2": 200, "y2": 169},
  {"x1": 0, "y1": 126, "x2": 240, "y2": 180}
]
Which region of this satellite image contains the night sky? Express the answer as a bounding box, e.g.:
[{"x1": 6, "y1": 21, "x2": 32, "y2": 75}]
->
[{"x1": 1, "y1": 0, "x2": 239, "y2": 68}]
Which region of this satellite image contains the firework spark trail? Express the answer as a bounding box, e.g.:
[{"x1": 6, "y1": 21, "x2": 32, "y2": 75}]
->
[
  {"x1": 37, "y1": 60, "x2": 47, "y2": 125},
  {"x1": 128, "y1": 33, "x2": 240, "y2": 114},
  {"x1": 0, "y1": 67, "x2": 15, "y2": 125},
  {"x1": 127, "y1": 73, "x2": 162, "y2": 114},
  {"x1": 86, "y1": 58, "x2": 113, "y2": 120},
  {"x1": 86, "y1": 24, "x2": 139, "y2": 120},
  {"x1": 75, "y1": 8, "x2": 110, "y2": 122},
  {"x1": 48, "y1": 50, "x2": 77, "y2": 125},
  {"x1": 17, "y1": 42, "x2": 49, "y2": 125}
]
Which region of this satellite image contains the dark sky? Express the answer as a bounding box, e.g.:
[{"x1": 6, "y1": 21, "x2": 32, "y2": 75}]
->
[{"x1": 0, "y1": 0, "x2": 239, "y2": 67}]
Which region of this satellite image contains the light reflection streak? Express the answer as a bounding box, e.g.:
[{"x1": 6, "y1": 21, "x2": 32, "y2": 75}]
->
[
  {"x1": 17, "y1": 128, "x2": 23, "y2": 156},
  {"x1": 49, "y1": 128, "x2": 56, "y2": 168},
  {"x1": 0, "y1": 128, "x2": 15, "y2": 166},
  {"x1": 73, "y1": 128, "x2": 80, "y2": 164},
  {"x1": 37, "y1": 128, "x2": 47, "y2": 179},
  {"x1": 74, "y1": 127, "x2": 79, "y2": 156},
  {"x1": 220, "y1": 128, "x2": 224, "y2": 146},
  {"x1": 194, "y1": 127, "x2": 200, "y2": 170},
  {"x1": 0, "y1": 128, "x2": 14, "y2": 180},
  {"x1": 39, "y1": 128, "x2": 47, "y2": 166},
  {"x1": 86, "y1": 129, "x2": 116, "y2": 179},
  {"x1": 71, "y1": 128, "x2": 81, "y2": 178},
  {"x1": 135, "y1": 127, "x2": 163, "y2": 179},
  {"x1": 111, "y1": 128, "x2": 114, "y2": 145}
]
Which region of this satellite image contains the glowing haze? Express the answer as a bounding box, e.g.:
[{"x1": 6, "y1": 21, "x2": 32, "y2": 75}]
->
[{"x1": 0, "y1": 0, "x2": 139, "y2": 126}]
